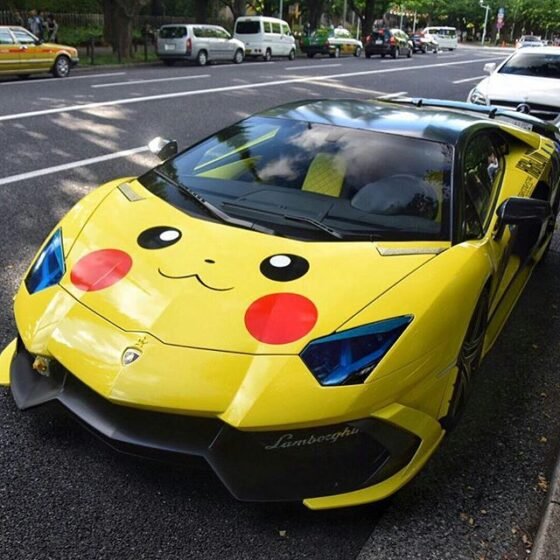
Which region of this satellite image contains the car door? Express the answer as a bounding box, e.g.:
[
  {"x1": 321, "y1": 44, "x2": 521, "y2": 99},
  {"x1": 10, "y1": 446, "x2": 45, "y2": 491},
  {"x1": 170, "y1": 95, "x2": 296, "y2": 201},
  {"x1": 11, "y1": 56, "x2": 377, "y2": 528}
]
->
[
  {"x1": 459, "y1": 132, "x2": 529, "y2": 316},
  {"x1": 11, "y1": 27, "x2": 50, "y2": 71},
  {"x1": 281, "y1": 23, "x2": 292, "y2": 55},
  {"x1": 215, "y1": 27, "x2": 234, "y2": 59},
  {"x1": 0, "y1": 28, "x2": 21, "y2": 74}
]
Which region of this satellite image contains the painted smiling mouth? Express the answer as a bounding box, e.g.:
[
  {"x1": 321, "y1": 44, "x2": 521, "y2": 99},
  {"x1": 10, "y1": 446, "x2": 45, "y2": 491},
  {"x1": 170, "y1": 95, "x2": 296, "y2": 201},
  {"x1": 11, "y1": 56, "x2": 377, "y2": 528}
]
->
[{"x1": 158, "y1": 269, "x2": 233, "y2": 292}]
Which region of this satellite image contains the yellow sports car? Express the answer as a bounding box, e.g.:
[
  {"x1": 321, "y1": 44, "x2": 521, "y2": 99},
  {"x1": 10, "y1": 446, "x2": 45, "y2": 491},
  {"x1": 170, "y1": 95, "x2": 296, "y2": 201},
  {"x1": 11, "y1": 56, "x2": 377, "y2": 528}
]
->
[
  {"x1": 0, "y1": 26, "x2": 78, "y2": 78},
  {"x1": 1, "y1": 99, "x2": 558, "y2": 509}
]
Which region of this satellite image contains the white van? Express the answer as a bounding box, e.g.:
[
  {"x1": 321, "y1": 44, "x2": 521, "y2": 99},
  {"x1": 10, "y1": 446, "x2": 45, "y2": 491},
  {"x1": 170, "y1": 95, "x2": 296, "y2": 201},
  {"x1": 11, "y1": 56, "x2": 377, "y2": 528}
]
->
[
  {"x1": 234, "y1": 16, "x2": 296, "y2": 61},
  {"x1": 422, "y1": 26, "x2": 457, "y2": 50}
]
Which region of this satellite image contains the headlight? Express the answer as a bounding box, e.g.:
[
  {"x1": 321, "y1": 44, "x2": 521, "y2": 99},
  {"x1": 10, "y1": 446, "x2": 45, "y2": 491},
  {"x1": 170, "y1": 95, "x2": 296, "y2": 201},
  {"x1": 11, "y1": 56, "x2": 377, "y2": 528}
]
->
[
  {"x1": 469, "y1": 88, "x2": 488, "y2": 105},
  {"x1": 25, "y1": 229, "x2": 65, "y2": 294},
  {"x1": 300, "y1": 316, "x2": 413, "y2": 386}
]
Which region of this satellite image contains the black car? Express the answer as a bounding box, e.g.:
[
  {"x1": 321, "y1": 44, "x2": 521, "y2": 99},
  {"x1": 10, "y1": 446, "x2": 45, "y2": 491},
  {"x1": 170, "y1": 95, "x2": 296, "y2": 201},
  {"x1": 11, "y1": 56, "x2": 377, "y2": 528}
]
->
[
  {"x1": 365, "y1": 28, "x2": 412, "y2": 59},
  {"x1": 409, "y1": 32, "x2": 438, "y2": 53}
]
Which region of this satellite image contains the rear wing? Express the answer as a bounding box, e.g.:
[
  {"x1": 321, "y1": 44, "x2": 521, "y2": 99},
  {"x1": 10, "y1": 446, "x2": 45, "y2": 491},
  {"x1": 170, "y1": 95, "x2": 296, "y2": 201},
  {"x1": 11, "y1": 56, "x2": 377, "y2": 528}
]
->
[{"x1": 378, "y1": 97, "x2": 560, "y2": 143}]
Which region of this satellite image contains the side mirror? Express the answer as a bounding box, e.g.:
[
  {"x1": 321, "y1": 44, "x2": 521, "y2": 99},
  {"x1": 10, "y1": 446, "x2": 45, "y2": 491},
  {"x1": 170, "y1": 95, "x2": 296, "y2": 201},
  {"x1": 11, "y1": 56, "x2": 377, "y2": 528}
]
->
[
  {"x1": 148, "y1": 136, "x2": 178, "y2": 161},
  {"x1": 483, "y1": 62, "x2": 496, "y2": 74},
  {"x1": 494, "y1": 197, "x2": 552, "y2": 240}
]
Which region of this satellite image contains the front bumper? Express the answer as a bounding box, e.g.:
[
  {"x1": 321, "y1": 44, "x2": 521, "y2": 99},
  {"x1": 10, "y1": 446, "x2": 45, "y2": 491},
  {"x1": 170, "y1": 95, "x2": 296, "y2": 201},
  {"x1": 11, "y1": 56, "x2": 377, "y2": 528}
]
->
[{"x1": 8, "y1": 338, "x2": 425, "y2": 506}]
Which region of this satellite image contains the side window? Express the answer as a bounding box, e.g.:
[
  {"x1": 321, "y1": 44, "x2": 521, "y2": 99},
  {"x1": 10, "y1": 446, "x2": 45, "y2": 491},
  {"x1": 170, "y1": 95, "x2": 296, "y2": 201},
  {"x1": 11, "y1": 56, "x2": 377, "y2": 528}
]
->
[
  {"x1": 264, "y1": 21, "x2": 272, "y2": 33},
  {"x1": 281, "y1": 23, "x2": 290, "y2": 36},
  {"x1": 215, "y1": 28, "x2": 230, "y2": 39},
  {"x1": 462, "y1": 133, "x2": 505, "y2": 239},
  {"x1": 0, "y1": 30, "x2": 14, "y2": 44},
  {"x1": 271, "y1": 22, "x2": 281, "y2": 35},
  {"x1": 12, "y1": 29, "x2": 36, "y2": 44}
]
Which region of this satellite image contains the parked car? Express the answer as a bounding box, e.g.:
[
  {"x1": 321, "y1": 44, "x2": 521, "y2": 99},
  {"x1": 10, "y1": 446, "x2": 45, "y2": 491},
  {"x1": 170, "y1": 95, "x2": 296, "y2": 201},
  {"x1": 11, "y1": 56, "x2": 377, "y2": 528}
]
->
[
  {"x1": 422, "y1": 26, "x2": 457, "y2": 50},
  {"x1": 0, "y1": 25, "x2": 78, "y2": 78},
  {"x1": 515, "y1": 35, "x2": 544, "y2": 48},
  {"x1": 409, "y1": 31, "x2": 438, "y2": 53},
  {"x1": 2, "y1": 97, "x2": 558, "y2": 509},
  {"x1": 365, "y1": 28, "x2": 412, "y2": 58},
  {"x1": 468, "y1": 47, "x2": 560, "y2": 123},
  {"x1": 299, "y1": 27, "x2": 362, "y2": 58},
  {"x1": 234, "y1": 15, "x2": 296, "y2": 61},
  {"x1": 156, "y1": 24, "x2": 245, "y2": 66}
]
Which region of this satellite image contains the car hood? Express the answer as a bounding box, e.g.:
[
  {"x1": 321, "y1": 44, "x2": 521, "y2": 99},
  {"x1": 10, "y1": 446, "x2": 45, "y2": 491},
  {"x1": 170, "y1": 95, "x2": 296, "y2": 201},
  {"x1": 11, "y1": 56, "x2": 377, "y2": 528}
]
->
[
  {"x1": 477, "y1": 73, "x2": 560, "y2": 106},
  {"x1": 59, "y1": 181, "x2": 440, "y2": 355}
]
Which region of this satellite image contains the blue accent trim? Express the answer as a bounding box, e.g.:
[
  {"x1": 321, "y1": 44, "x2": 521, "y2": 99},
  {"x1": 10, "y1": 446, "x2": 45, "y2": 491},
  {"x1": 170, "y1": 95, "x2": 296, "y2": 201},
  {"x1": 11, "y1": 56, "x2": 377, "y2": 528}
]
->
[{"x1": 25, "y1": 229, "x2": 65, "y2": 294}]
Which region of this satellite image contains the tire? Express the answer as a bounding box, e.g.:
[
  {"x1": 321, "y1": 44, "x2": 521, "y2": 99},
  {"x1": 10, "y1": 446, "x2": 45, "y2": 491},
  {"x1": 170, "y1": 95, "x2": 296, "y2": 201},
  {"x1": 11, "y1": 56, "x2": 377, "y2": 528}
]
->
[
  {"x1": 392, "y1": 47, "x2": 399, "y2": 59},
  {"x1": 162, "y1": 59, "x2": 175, "y2": 66},
  {"x1": 288, "y1": 49, "x2": 295, "y2": 61},
  {"x1": 197, "y1": 50, "x2": 208, "y2": 66},
  {"x1": 52, "y1": 55, "x2": 70, "y2": 78},
  {"x1": 233, "y1": 48, "x2": 243, "y2": 64},
  {"x1": 354, "y1": 46, "x2": 361, "y2": 57},
  {"x1": 264, "y1": 49, "x2": 272, "y2": 62},
  {"x1": 421, "y1": 47, "x2": 427, "y2": 54},
  {"x1": 441, "y1": 291, "x2": 488, "y2": 432}
]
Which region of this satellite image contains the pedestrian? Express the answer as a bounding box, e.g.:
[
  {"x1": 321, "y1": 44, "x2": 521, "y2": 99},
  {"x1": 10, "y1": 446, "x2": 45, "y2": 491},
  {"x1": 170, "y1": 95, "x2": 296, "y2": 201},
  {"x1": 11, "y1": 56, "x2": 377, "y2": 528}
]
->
[
  {"x1": 36, "y1": 11, "x2": 46, "y2": 41},
  {"x1": 46, "y1": 14, "x2": 59, "y2": 43},
  {"x1": 27, "y1": 10, "x2": 39, "y2": 35}
]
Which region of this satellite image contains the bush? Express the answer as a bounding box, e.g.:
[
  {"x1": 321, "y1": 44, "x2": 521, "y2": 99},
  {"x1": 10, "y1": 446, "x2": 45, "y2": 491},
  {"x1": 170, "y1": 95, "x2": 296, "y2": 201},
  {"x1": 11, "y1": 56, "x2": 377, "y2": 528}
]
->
[{"x1": 57, "y1": 25, "x2": 103, "y2": 46}]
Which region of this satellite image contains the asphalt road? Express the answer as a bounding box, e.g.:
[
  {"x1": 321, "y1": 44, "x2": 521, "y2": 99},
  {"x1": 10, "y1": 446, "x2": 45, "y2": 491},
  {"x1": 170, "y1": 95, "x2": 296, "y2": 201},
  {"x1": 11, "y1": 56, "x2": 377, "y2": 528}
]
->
[{"x1": 1, "y1": 45, "x2": 559, "y2": 560}]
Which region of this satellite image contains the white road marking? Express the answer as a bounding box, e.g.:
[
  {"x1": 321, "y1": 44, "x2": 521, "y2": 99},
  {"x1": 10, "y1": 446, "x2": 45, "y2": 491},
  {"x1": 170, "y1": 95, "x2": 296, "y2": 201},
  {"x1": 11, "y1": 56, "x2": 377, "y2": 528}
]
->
[
  {"x1": 0, "y1": 71, "x2": 127, "y2": 86},
  {"x1": 377, "y1": 91, "x2": 408, "y2": 98},
  {"x1": 0, "y1": 147, "x2": 149, "y2": 186},
  {"x1": 288, "y1": 63, "x2": 342, "y2": 70},
  {"x1": 92, "y1": 74, "x2": 210, "y2": 88},
  {"x1": 452, "y1": 75, "x2": 486, "y2": 84},
  {"x1": 0, "y1": 57, "x2": 504, "y2": 123}
]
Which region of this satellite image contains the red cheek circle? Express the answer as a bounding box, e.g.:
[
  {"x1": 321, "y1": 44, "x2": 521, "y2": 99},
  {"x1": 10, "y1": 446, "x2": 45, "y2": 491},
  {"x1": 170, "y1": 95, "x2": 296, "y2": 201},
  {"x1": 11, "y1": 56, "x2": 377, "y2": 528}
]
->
[
  {"x1": 245, "y1": 293, "x2": 318, "y2": 345},
  {"x1": 70, "y1": 249, "x2": 132, "y2": 292}
]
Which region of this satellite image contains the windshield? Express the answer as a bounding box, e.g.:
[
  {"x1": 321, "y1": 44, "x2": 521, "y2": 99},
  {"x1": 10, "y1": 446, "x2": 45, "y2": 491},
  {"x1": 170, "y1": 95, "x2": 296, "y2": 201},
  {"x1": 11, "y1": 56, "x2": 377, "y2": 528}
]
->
[
  {"x1": 139, "y1": 117, "x2": 452, "y2": 242},
  {"x1": 499, "y1": 52, "x2": 560, "y2": 79},
  {"x1": 235, "y1": 21, "x2": 261, "y2": 34}
]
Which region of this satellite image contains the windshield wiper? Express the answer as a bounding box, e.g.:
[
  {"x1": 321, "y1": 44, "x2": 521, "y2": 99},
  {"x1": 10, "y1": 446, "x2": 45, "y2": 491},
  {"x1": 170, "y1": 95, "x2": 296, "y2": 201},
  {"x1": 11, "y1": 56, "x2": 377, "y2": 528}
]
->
[
  {"x1": 154, "y1": 169, "x2": 276, "y2": 235},
  {"x1": 283, "y1": 214, "x2": 380, "y2": 241}
]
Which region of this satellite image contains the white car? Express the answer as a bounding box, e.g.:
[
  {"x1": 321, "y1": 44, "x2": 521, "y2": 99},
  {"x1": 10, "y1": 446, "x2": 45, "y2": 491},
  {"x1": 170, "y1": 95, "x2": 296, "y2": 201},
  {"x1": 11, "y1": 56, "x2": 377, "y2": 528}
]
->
[
  {"x1": 515, "y1": 35, "x2": 544, "y2": 48},
  {"x1": 467, "y1": 47, "x2": 560, "y2": 124}
]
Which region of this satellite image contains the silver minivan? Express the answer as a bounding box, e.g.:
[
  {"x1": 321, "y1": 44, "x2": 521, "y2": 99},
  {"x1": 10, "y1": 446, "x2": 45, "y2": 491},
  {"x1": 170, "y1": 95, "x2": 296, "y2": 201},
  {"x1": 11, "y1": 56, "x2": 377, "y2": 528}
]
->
[{"x1": 157, "y1": 24, "x2": 245, "y2": 66}]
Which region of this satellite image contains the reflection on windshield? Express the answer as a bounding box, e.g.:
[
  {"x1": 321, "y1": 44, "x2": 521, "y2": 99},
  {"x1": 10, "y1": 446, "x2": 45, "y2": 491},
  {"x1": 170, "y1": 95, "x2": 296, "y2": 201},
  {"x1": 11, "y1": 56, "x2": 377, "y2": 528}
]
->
[
  {"x1": 500, "y1": 53, "x2": 560, "y2": 79},
  {"x1": 144, "y1": 116, "x2": 453, "y2": 242}
]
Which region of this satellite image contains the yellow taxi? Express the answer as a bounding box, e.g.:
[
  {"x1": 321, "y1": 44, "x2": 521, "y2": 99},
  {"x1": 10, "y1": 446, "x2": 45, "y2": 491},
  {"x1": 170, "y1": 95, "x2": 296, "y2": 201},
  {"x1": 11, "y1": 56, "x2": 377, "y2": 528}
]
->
[{"x1": 0, "y1": 25, "x2": 78, "y2": 78}]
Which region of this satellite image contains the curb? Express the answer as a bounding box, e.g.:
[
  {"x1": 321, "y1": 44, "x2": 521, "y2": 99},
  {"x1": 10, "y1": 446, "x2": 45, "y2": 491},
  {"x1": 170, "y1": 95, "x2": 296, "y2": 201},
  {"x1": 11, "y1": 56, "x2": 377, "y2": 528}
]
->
[{"x1": 531, "y1": 449, "x2": 560, "y2": 559}]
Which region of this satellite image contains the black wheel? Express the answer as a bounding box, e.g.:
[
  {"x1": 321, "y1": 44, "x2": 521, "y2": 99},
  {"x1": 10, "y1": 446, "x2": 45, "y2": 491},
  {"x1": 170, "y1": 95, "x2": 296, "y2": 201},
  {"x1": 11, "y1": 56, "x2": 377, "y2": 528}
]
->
[
  {"x1": 392, "y1": 47, "x2": 399, "y2": 59},
  {"x1": 288, "y1": 49, "x2": 295, "y2": 61},
  {"x1": 163, "y1": 59, "x2": 175, "y2": 66},
  {"x1": 421, "y1": 47, "x2": 427, "y2": 54},
  {"x1": 233, "y1": 48, "x2": 243, "y2": 64},
  {"x1": 441, "y1": 291, "x2": 488, "y2": 431},
  {"x1": 52, "y1": 55, "x2": 70, "y2": 78},
  {"x1": 264, "y1": 49, "x2": 272, "y2": 62},
  {"x1": 197, "y1": 50, "x2": 208, "y2": 66},
  {"x1": 354, "y1": 46, "x2": 361, "y2": 57}
]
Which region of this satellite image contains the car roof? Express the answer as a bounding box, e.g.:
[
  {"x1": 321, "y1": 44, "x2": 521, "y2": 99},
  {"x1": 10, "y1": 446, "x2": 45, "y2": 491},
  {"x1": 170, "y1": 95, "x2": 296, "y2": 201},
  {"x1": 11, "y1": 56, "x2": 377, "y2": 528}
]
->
[{"x1": 258, "y1": 99, "x2": 489, "y2": 144}]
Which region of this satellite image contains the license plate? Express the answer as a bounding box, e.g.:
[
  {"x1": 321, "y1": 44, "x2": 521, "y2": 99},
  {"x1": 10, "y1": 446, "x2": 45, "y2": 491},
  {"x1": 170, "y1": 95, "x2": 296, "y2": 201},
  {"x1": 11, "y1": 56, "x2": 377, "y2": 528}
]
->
[
  {"x1": 164, "y1": 44, "x2": 175, "y2": 51},
  {"x1": 375, "y1": 39, "x2": 382, "y2": 45}
]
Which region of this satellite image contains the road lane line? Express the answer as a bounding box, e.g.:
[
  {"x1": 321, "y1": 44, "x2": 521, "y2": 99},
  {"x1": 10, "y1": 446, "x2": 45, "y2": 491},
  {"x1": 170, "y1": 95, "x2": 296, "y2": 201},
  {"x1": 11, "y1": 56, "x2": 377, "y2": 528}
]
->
[
  {"x1": 288, "y1": 64, "x2": 342, "y2": 70},
  {"x1": 92, "y1": 74, "x2": 210, "y2": 88},
  {"x1": 0, "y1": 72, "x2": 127, "y2": 86},
  {"x1": 0, "y1": 57, "x2": 505, "y2": 123},
  {"x1": 0, "y1": 147, "x2": 149, "y2": 186},
  {"x1": 452, "y1": 75, "x2": 487, "y2": 84}
]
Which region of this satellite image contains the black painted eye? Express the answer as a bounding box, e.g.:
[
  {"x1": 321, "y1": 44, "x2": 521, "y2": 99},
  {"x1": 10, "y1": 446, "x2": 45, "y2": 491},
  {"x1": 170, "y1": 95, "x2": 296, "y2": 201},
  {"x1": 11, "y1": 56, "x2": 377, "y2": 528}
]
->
[
  {"x1": 138, "y1": 226, "x2": 182, "y2": 250},
  {"x1": 260, "y1": 254, "x2": 309, "y2": 282}
]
